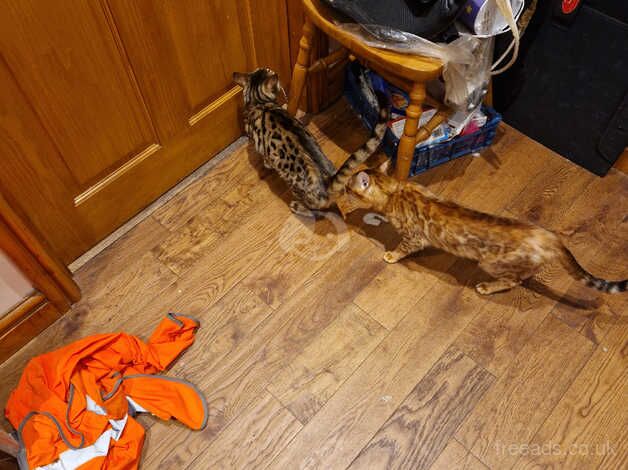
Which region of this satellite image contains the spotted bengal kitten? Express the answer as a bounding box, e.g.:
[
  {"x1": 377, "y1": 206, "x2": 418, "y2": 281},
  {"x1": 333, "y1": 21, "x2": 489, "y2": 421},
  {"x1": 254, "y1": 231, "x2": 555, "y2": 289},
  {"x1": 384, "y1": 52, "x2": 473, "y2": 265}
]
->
[
  {"x1": 233, "y1": 67, "x2": 389, "y2": 216},
  {"x1": 347, "y1": 160, "x2": 627, "y2": 295}
]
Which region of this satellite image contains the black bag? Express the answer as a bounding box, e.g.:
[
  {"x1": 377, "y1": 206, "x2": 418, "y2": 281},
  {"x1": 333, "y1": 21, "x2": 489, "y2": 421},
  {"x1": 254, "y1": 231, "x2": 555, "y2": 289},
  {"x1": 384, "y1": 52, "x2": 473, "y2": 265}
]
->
[{"x1": 322, "y1": 0, "x2": 467, "y2": 41}]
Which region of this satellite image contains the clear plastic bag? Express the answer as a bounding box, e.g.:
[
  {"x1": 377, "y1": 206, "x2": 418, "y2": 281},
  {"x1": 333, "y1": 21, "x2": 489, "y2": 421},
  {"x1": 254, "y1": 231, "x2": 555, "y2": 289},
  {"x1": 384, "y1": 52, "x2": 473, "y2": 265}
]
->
[
  {"x1": 331, "y1": 0, "x2": 521, "y2": 111},
  {"x1": 443, "y1": 34, "x2": 494, "y2": 111}
]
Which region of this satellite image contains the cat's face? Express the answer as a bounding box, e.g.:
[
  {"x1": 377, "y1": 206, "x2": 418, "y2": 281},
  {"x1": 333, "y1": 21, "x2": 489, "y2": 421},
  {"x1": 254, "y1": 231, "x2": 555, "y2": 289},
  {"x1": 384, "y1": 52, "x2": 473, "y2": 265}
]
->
[
  {"x1": 233, "y1": 68, "x2": 280, "y2": 105},
  {"x1": 347, "y1": 160, "x2": 396, "y2": 211}
]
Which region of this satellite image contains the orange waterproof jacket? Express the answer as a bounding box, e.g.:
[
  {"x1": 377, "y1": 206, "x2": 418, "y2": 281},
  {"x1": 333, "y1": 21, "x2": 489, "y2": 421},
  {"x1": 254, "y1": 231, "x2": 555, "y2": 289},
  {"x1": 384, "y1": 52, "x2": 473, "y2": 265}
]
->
[{"x1": 5, "y1": 313, "x2": 207, "y2": 469}]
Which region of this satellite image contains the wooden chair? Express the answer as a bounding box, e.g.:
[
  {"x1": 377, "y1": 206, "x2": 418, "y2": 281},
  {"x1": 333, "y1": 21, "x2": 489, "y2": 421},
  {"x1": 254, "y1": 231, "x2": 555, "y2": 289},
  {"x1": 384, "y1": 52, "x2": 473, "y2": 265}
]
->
[{"x1": 287, "y1": 0, "x2": 444, "y2": 180}]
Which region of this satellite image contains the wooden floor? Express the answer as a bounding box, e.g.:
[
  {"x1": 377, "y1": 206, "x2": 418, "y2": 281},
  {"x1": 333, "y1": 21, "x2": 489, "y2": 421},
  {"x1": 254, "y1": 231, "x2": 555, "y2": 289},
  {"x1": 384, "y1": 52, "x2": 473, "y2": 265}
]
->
[{"x1": 1, "y1": 99, "x2": 627, "y2": 469}]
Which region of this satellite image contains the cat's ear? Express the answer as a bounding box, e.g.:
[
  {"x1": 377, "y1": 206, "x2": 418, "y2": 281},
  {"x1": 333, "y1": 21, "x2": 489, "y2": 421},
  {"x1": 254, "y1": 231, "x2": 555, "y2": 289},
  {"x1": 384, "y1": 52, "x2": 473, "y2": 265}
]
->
[
  {"x1": 377, "y1": 158, "x2": 392, "y2": 175},
  {"x1": 356, "y1": 172, "x2": 370, "y2": 191},
  {"x1": 232, "y1": 72, "x2": 249, "y2": 88},
  {"x1": 266, "y1": 74, "x2": 279, "y2": 93}
]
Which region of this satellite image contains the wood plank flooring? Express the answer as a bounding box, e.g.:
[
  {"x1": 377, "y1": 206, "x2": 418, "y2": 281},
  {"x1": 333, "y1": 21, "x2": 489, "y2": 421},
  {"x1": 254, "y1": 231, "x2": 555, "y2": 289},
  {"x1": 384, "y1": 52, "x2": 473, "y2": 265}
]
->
[{"x1": 1, "y1": 99, "x2": 626, "y2": 470}]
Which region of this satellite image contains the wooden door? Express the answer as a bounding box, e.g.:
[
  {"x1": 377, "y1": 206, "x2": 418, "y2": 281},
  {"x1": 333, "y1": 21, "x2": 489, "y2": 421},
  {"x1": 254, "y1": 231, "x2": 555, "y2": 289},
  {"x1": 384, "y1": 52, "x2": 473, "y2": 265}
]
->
[
  {"x1": 0, "y1": 191, "x2": 80, "y2": 363},
  {"x1": 0, "y1": 0, "x2": 291, "y2": 264}
]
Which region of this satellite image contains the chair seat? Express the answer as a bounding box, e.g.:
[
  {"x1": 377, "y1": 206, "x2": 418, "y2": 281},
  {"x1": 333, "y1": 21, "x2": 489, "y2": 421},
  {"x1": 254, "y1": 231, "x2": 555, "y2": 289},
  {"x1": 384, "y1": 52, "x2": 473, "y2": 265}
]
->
[{"x1": 304, "y1": 0, "x2": 443, "y2": 82}]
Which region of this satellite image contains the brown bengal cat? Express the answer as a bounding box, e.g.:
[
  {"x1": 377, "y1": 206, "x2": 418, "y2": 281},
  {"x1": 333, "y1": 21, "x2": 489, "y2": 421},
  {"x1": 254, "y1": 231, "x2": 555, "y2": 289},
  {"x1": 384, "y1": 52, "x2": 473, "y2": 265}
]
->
[
  {"x1": 233, "y1": 67, "x2": 389, "y2": 217},
  {"x1": 347, "y1": 159, "x2": 627, "y2": 295}
]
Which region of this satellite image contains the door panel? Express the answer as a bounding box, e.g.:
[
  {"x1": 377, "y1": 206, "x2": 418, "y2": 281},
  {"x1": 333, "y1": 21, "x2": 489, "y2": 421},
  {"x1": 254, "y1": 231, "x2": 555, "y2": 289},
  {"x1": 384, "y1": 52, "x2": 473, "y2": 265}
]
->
[
  {"x1": 0, "y1": 0, "x2": 158, "y2": 188},
  {"x1": 246, "y1": 0, "x2": 293, "y2": 82},
  {"x1": 0, "y1": 0, "x2": 292, "y2": 264},
  {"x1": 107, "y1": 0, "x2": 253, "y2": 141},
  {"x1": 0, "y1": 59, "x2": 89, "y2": 259},
  {"x1": 161, "y1": 1, "x2": 250, "y2": 110}
]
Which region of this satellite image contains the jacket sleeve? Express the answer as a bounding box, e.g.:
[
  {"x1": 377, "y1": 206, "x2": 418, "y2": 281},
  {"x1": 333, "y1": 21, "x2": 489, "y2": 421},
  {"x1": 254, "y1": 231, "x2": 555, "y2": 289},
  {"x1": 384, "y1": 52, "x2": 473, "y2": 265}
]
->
[{"x1": 146, "y1": 313, "x2": 200, "y2": 370}]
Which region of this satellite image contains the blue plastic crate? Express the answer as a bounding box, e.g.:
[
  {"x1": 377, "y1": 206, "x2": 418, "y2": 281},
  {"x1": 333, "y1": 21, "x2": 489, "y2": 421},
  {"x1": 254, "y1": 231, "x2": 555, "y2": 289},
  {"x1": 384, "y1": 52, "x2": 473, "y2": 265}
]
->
[{"x1": 344, "y1": 64, "x2": 502, "y2": 177}]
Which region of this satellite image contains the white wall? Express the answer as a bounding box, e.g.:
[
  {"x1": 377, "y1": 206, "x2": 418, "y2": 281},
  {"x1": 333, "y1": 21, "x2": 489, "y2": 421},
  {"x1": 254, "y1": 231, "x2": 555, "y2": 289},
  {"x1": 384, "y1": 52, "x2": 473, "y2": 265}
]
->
[{"x1": 0, "y1": 250, "x2": 34, "y2": 316}]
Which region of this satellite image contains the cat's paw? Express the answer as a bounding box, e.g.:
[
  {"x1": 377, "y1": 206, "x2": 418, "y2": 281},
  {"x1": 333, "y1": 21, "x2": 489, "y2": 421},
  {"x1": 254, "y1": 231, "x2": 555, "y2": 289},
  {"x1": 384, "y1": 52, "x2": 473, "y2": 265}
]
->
[
  {"x1": 383, "y1": 251, "x2": 402, "y2": 264},
  {"x1": 289, "y1": 201, "x2": 315, "y2": 218},
  {"x1": 475, "y1": 282, "x2": 493, "y2": 295}
]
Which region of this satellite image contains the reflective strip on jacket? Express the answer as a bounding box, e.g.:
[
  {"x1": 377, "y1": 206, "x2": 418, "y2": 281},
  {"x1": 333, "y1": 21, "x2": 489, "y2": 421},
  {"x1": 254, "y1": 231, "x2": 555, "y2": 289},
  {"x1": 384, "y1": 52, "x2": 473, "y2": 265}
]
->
[{"x1": 5, "y1": 313, "x2": 207, "y2": 469}]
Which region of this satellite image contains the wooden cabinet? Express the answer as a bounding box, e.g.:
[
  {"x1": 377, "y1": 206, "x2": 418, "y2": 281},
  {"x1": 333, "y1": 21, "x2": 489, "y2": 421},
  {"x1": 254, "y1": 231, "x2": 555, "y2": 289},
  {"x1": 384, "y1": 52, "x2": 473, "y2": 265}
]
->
[{"x1": 0, "y1": 0, "x2": 293, "y2": 263}]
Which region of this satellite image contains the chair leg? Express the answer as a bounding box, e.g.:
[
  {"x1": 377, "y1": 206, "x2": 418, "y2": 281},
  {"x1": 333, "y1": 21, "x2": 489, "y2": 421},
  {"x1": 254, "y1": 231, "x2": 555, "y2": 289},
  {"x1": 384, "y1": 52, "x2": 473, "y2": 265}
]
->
[
  {"x1": 395, "y1": 82, "x2": 426, "y2": 180},
  {"x1": 287, "y1": 17, "x2": 315, "y2": 116}
]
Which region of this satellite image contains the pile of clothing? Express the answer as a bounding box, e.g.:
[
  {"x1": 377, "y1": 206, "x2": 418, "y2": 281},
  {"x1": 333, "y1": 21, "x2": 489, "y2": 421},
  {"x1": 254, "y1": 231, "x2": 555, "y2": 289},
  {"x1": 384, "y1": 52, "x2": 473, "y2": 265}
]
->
[{"x1": 5, "y1": 313, "x2": 206, "y2": 469}]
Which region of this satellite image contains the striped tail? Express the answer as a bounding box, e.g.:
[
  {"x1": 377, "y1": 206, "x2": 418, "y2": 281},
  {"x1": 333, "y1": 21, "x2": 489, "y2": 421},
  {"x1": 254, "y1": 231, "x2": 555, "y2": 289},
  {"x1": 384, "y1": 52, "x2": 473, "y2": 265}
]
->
[
  {"x1": 561, "y1": 247, "x2": 627, "y2": 294},
  {"x1": 328, "y1": 101, "x2": 390, "y2": 197}
]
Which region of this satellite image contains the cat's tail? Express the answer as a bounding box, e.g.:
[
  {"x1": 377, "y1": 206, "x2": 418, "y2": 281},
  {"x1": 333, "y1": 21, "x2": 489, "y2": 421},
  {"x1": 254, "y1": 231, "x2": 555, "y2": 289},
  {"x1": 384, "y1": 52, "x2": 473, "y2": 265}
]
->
[
  {"x1": 560, "y1": 247, "x2": 627, "y2": 293},
  {"x1": 328, "y1": 96, "x2": 390, "y2": 197}
]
